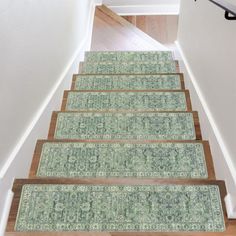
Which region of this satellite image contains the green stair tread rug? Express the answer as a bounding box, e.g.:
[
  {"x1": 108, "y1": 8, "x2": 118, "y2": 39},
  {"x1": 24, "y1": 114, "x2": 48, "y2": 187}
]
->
[
  {"x1": 65, "y1": 91, "x2": 188, "y2": 111},
  {"x1": 15, "y1": 184, "x2": 225, "y2": 232},
  {"x1": 84, "y1": 51, "x2": 174, "y2": 62},
  {"x1": 37, "y1": 142, "x2": 208, "y2": 178},
  {"x1": 81, "y1": 61, "x2": 177, "y2": 74},
  {"x1": 53, "y1": 112, "x2": 196, "y2": 140},
  {"x1": 74, "y1": 74, "x2": 182, "y2": 90}
]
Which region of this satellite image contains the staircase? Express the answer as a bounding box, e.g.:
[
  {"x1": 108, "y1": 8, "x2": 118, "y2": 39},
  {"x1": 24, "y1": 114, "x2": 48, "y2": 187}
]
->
[{"x1": 5, "y1": 7, "x2": 236, "y2": 236}]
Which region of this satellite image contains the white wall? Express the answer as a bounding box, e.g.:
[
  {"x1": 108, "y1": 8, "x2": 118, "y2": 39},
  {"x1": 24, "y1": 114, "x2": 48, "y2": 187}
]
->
[
  {"x1": 103, "y1": 0, "x2": 180, "y2": 15},
  {"x1": 0, "y1": 0, "x2": 101, "y2": 232},
  {"x1": 177, "y1": 0, "x2": 236, "y2": 217}
]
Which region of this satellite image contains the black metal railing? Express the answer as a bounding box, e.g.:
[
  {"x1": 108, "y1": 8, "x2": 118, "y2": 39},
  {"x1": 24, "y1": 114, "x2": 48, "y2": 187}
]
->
[{"x1": 195, "y1": 0, "x2": 236, "y2": 20}]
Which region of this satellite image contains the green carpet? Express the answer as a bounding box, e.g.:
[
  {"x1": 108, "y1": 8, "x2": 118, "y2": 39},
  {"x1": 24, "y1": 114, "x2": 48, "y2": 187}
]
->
[
  {"x1": 15, "y1": 184, "x2": 225, "y2": 232},
  {"x1": 81, "y1": 61, "x2": 177, "y2": 74},
  {"x1": 74, "y1": 74, "x2": 182, "y2": 90},
  {"x1": 54, "y1": 112, "x2": 196, "y2": 140},
  {"x1": 65, "y1": 91, "x2": 187, "y2": 111},
  {"x1": 37, "y1": 142, "x2": 208, "y2": 178},
  {"x1": 85, "y1": 51, "x2": 173, "y2": 62}
]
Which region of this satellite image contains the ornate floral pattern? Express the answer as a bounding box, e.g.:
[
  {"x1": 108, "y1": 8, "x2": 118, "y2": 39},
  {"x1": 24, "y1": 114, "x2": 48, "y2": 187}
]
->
[
  {"x1": 65, "y1": 92, "x2": 187, "y2": 111},
  {"x1": 84, "y1": 51, "x2": 173, "y2": 62},
  {"x1": 14, "y1": 50, "x2": 225, "y2": 233},
  {"x1": 74, "y1": 74, "x2": 182, "y2": 90},
  {"x1": 81, "y1": 61, "x2": 177, "y2": 74},
  {"x1": 37, "y1": 142, "x2": 208, "y2": 178},
  {"x1": 15, "y1": 184, "x2": 225, "y2": 232},
  {"x1": 54, "y1": 112, "x2": 196, "y2": 140}
]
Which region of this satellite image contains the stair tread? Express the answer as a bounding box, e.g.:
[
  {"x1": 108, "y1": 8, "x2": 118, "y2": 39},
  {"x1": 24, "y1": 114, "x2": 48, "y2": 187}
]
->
[
  {"x1": 62, "y1": 90, "x2": 191, "y2": 112},
  {"x1": 72, "y1": 74, "x2": 185, "y2": 90},
  {"x1": 30, "y1": 140, "x2": 214, "y2": 179},
  {"x1": 80, "y1": 61, "x2": 178, "y2": 74},
  {"x1": 49, "y1": 111, "x2": 201, "y2": 141},
  {"x1": 84, "y1": 51, "x2": 174, "y2": 62},
  {"x1": 10, "y1": 179, "x2": 226, "y2": 233}
]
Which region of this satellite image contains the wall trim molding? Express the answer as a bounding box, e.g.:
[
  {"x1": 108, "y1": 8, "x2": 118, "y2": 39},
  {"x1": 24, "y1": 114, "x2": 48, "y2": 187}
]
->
[
  {"x1": 175, "y1": 40, "x2": 236, "y2": 218},
  {"x1": 106, "y1": 5, "x2": 180, "y2": 16},
  {"x1": 0, "y1": 190, "x2": 13, "y2": 235}
]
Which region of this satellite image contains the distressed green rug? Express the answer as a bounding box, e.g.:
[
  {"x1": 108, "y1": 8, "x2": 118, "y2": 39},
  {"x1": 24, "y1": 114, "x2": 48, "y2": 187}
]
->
[
  {"x1": 37, "y1": 142, "x2": 208, "y2": 178},
  {"x1": 74, "y1": 74, "x2": 182, "y2": 90},
  {"x1": 85, "y1": 51, "x2": 173, "y2": 62},
  {"x1": 54, "y1": 112, "x2": 196, "y2": 140},
  {"x1": 65, "y1": 91, "x2": 187, "y2": 111},
  {"x1": 15, "y1": 184, "x2": 225, "y2": 232},
  {"x1": 81, "y1": 61, "x2": 177, "y2": 74}
]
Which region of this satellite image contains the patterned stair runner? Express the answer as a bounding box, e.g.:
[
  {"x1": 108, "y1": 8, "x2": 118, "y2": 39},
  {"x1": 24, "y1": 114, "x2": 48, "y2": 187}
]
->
[
  {"x1": 84, "y1": 51, "x2": 174, "y2": 62},
  {"x1": 64, "y1": 91, "x2": 190, "y2": 111},
  {"x1": 81, "y1": 61, "x2": 178, "y2": 74},
  {"x1": 73, "y1": 74, "x2": 183, "y2": 90},
  {"x1": 10, "y1": 50, "x2": 227, "y2": 234},
  {"x1": 51, "y1": 112, "x2": 198, "y2": 140},
  {"x1": 34, "y1": 141, "x2": 209, "y2": 178},
  {"x1": 15, "y1": 183, "x2": 225, "y2": 232}
]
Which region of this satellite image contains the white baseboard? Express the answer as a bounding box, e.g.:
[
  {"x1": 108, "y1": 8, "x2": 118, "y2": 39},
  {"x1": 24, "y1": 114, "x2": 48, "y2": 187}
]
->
[
  {"x1": 225, "y1": 194, "x2": 236, "y2": 218},
  {"x1": 0, "y1": 1, "x2": 97, "y2": 233},
  {"x1": 175, "y1": 40, "x2": 236, "y2": 219},
  {"x1": 0, "y1": 190, "x2": 13, "y2": 235}
]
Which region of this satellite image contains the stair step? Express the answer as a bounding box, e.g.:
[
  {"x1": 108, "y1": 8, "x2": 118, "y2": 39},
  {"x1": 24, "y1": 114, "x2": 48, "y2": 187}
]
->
[
  {"x1": 72, "y1": 73, "x2": 185, "y2": 90},
  {"x1": 49, "y1": 111, "x2": 201, "y2": 141},
  {"x1": 31, "y1": 140, "x2": 215, "y2": 179},
  {"x1": 80, "y1": 61, "x2": 178, "y2": 74},
  {"x1": 84, "y1": 51, "x2": 174, "y2": 62},
  {"x1": 9, "y1": 179, "x2": 226, "y2": 233},
  {"x1": 62, "y1": 90, "x2": 191, "y2": 112}
]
